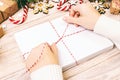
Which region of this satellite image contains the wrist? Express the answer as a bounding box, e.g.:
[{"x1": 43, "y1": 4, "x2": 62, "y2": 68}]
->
[
  {"x1": 89, "y1": 13, "x2": 100, "y2": 30},
  {"x1": 93, "y1": 14, "x2": 101, "y2": 29}
]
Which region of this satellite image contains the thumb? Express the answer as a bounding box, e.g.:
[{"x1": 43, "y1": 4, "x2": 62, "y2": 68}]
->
[
  {"x1": 51, "y1": 43, "x2": 58, "y2": 56},
  {"x1": 63, "y1": 16, "x2": 81, "y2": 25}
]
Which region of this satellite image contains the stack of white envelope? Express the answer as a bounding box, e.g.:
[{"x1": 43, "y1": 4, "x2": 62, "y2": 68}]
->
[{"x1": 14, "y1": 15, "x2": 113, "y2": 71}]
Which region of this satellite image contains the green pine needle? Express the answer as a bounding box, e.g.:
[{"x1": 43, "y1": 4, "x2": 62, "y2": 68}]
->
[
  {"x1": 16, "y1": 0, "x2": 33, "y2": 8},
  {"x1": 27, "y1": 0, "x2": 35, "y2": 2},
  {"x1": 15, "y1": 0, "x2": 41, "y2": 8}
]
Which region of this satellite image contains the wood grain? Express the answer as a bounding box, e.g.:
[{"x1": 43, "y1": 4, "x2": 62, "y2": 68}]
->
[{"x1": 0, "y1": 3, "x2": 120, "y2": 80}]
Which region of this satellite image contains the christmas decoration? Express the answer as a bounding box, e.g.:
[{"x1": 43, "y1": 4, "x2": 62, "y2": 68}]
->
[
  {"x1": 9, "y1": 0, "x2": 55, "y2": 24},
  {"x1": 52, "y1": 0, "x2": 60, "y2": 3},
  {"x1": 28, "y1": 1, "x2": 54, "y2": 14},
  {"x1": 0, "y1": 12, "x2": 4, "y2": 23},
  {"x1": 0, "y1": 0, "x2": 18, "y2": 23},
  {"x1": 94, "y1": 3, "x2": 110, "y2": 14},
  {"x1": 0, "y1": 26, "x2": 4, "y2": 38},
  {"x1": 57, "y1": 0, "x2": 83, "y2": 11},
  {"x1": 16, "y1": 0, "x2": 28, "y2": 8},
  {"x1": 89, "y1": 0, "x2": 106, "y2": 3},
  {"x1": 92, "y1": 0, "x2": 111, "y2": 14},
  {"x1": 110, "y1": 0, "x2": 120, "y2": 15},
  {"x1": 9, "y1": 5, "x2": 28, "y2": 24},
  {"x1": 16, "y1": 0, "x2": 44, "y2": 8},
  {"x1": 8, "y1": 0, "x2": 30, "y2": 24}
]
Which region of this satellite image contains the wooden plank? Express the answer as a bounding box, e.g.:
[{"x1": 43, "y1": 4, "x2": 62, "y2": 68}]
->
[
  {"x1": 67, "y1": 49, "x2": 120, "y2": 80},
  {"x1": 63, "y1": 48, "x2": 120, "y2": 79}
]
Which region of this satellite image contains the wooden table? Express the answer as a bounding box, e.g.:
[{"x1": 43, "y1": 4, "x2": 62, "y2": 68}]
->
[{"x1": 0, "y1": 3, "x2": 120, "y2": 80}]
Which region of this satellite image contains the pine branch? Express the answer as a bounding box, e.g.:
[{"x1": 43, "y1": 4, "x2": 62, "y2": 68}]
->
[
  {"x1": 15, "y1": 0, "x2": 41, "y2": 8},
  {"x1": 27, "y1": 0, "x2": 35, "y2": 2},
  {"x1": 16, "y1": 0, "x2": 28, "y2": 8}
]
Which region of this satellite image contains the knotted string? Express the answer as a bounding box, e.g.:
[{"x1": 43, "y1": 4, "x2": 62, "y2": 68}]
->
[{"x1": 22, "y1": 20, "x2": 86, "y2": 75}]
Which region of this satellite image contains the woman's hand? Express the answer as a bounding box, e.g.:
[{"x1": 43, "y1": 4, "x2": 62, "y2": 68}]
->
[
  {"x1": 26, "y1": 43, "x2": 58, "y2": 73},
  {"x1": 63, "y1": 2, "x2": 100, "y2": 30}
]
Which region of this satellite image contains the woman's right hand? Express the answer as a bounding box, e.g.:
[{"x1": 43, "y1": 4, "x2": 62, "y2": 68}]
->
[{"x1": 63, "y1": 2, "x2": 100, "y2": 30}]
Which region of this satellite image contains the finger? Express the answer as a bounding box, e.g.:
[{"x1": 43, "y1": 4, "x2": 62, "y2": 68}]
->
[
  {"x1": 51, "y1": 43, "x2": 58, "y2": 55},
  {"x1": 76, "y1": 11, "x2": 80, "y2": 16},
  {"x1": 44, "y1": 43, "x2": 58, "y2": 56},
  {"x1": 69, "y1": 9, "x2": 75, "y2": 17},
  {"x1": 51, "y1": 43, "x2": 59, "y2": 64},
  {"x1": 74, "y1": 12, "x2": 80, "y2": 27},
  {"x1": 63, "y1": 16, "x2": 80, "y2": 25},
  {"x1": 42, "y1": 43, "x2": 52, "y2": 54}
]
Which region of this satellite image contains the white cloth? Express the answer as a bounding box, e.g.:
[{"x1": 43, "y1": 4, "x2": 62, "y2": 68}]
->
[
  {"x1": 94, "y1": 15, "x2": 120, "y2": 49},
  {"x1": 30, "y1": 64, "x2": 63, "y2": 80}
]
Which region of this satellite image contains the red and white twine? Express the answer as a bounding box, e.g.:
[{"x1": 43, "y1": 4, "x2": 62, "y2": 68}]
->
[
  {"x1": 9, "y1": 5, "x2": 28, "y2": 24},
  {"x1": 27, "y1": 44, "x2": 45, "y2": 72},
  {"x1": 23, "y1": 21, "x2": 86, "y2": 72},
  {"x1": 57, "y1": 0, "x2": 83, "y2": 11}
]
